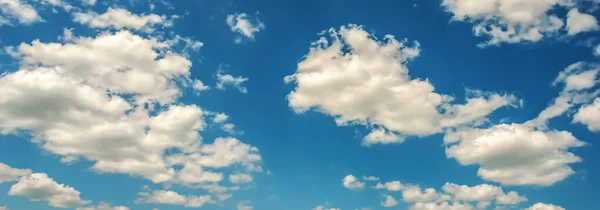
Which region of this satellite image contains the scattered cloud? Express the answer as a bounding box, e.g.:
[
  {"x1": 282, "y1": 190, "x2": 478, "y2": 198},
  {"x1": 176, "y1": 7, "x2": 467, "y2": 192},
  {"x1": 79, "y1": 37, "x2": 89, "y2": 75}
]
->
[
  {"x1": 76, "y1": 202, "x2": 130, "y2": 210},
  {"x1": 375, "y1": 181, "x2": 403, "y2": 191},
  {"x1": 237, "y1": 200, "x2": 253, "y2": 210},
  {"x1": 362, "y1": 176, "x2": 379, "y2": 181},
  {"x1": 8, "y1": 173, "x2": 91, "y2": 208},
  {"x1": 226, "y1": 12, "x2": 265, "y2": 42},
  {"x1": 381, "y1": 195, "x2": 399, "y2": 207},
  {"x1": 217, "y1": 70, "x2": 249, "y2": 94},
  {"x1": 213, "y1": 113, "x2": 229, "y2": 124},
  {"x1": 343, "y1": 175, "x2": 365, "y2": 190},
  {"x1": 229, "y1": 173, "x2": 253, "y2": 184},
  {"x1": 136, "y1": 189, "x2": 215, "y2": 208},
  {"x1": 73, "y1": 8, "x2": 171, "y2": 33}
]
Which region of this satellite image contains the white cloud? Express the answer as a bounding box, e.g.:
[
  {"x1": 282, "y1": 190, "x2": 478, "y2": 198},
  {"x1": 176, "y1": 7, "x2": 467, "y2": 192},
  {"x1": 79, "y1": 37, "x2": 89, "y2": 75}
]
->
[
  {"x1": 444, "y1": 62, "x2": 598, "y2": 186},
  {"x1": 8, "y1": 173, "x2": 90, "y2": 208},
  {"x1": 375, "y1": 181, "x2": 403, "y2": 191},
  {"x1": 226, "y1": 13, "x2": 264, "y2": 42},
  {"x1": 193, "y1": 79, "x2": 210, "y2": 93},
  {"x1": 229, "y1": 173, "x2": 253, "y2": 184},
  {"x1": 0, "y1": 162, "x2": 32, "y2": 183},
  {"x1": 217, "y1": 70, "x2": 249, "y2": 94},
  {"x1": 362, "y1": 176, "x2": 379, "y2": 181},
  {"x1": 213, "y1": 113, "x2": 229, "y2": 123},
  {"x1": 343, "y1": 175, "x2": 365, "y2": 190},
  {"x1": 76, "y1": 203, "x2": 130, "y2": 210},
  {"x1": 381, "y1": 195, "x2": 399, "y2": 207},
  {"x1": 402, "y1": 185, "x2": 448, "y2": 203},
  {"x1": 574, "y1": 98, "x2": 600, "y2": 131},
  {"x1": 0, "y1": 206, "x2": 7, "y2": 210},
  {"x1": 441, "y1": 183, "x2": 527, "y2": 205},
  {"x1": 237, "y1": 200, "x2": 253, "y2": 210},
  {"x1": 445, "y1": 124, "x2": 585, "y2": 186},
  {"x1": 42, "y1": 0, "x2": 73, "y2": 12},
  {"x1": 221, "y1": 123, "x2": 238, "y2": 135},
  {"x1": 441, "y1": 0, "x2": 567, "y2": 46},
  {"x1": 410, "y1": 202, "x2": 474, "y2": 210},
  {"x1": 566, "y1": 9, "x2": 599, "y2": 35},
  {"x1": 595, "y1": 44, "x2": 600, "y2": 57},
  {"x1": 0, "y1": 24, "x2": 262, "y2": 204},
  {"x1": 285, "y1": 24, "x2": 518, "y2": 144},
  {"x1": 313, "y1": 206, "x2": 341, "y2": 210},
  {"x1": 73, "y1": 8, "x2": 170, "y2": 33},
  {"x1": 524, "y1": 203, "x2": 565, "y2": 210},
  {"x1": 136, "y1": 190, "x2": 215, "y2": 208},
  {"x1": 0, "y1": 0, "x2": 41, "y2": 25}
]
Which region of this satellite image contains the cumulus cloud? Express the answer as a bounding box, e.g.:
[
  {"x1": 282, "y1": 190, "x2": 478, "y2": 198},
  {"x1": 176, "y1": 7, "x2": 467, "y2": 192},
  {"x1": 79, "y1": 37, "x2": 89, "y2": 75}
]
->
[
  {"x1": 73, "y1": 8, "x2": 171, "y2": 33},
  {"x1": 444, "y1": 61, "x2": 600, "y2": 186},
  {"x1": 8, "y1": 173, "x2": 90, "y2": 208},
  {"x1": 285, "y1": 24, "x2": 518, "y2": 144},
  {"x1": 371, "y1": 179, "x2": 527, "y2": 210},
  {"x1": 0, "y1": 162, "x2": 32, "y2": 183},
  {"x1": 76, "y1": 203, "x2": 130, "y2": 210},
  {"x1": 381, "y1": 195, "x2": 399, "y2": 207},
  {"x1": 213, "y1": 113, "x2": 229, "y2": 124},
  {"x1": 226, "y1": 13, "x2": 264, "y2": 42},
  {"x1": 136, "y1": 189, "x2": 215, "y2": 208},
  {"x1": 343, "y1": 175, "x2": 365, "y2": 190},
  {"x1": 375, "y1": 181, "x2": 403, "y2": 191},
  {"x1": 524, "y1": 203, "x2": 565, "y2": 210},
  {"x1": 0, "y1": 25, "x2": 262, "y2": 204},
  {"x1": 0, "y1": 0, "x2": 41, "y2": 25},
  {"x1": 192, "y1": 79, "x2": 210, "y2": 93},
  {"x1": 442, "y1": 0, "x2": 568, "y2": 46},
  {"x1": 566, "y1": 9, "x2": 599, "y2": 35},
  {"x1": 574, "y1": 98, "x2": 600, "y2": 131}
]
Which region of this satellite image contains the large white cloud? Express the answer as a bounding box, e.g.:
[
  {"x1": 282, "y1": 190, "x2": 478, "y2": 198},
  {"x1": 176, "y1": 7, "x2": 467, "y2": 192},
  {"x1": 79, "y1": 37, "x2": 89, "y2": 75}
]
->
[
  {"x1": 0, "y1": 162, "x2": 32, "y2": 183},
  {"x1": 73, "y1": 8, "x2": 171, "y2": 33},
  {"x1": 8, "y1": 173, "x2": 91, "y2": 208},
  {"x1": 441, "y1": 0, "x2": 572, "y2": 46},
  {"x1": 285, "y1": 24, "x2": 518, "y2": 144}
]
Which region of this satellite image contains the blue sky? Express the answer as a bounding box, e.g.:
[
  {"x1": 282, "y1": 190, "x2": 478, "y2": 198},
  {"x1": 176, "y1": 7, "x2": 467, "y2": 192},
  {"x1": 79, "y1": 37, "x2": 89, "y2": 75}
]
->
[{"x1": 0, "y1": 0, "x2": 599, "y2": 210}]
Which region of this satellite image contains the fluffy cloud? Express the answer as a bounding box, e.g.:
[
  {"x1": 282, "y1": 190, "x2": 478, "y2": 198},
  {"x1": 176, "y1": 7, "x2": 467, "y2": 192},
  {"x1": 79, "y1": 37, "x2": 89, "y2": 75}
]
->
[
  {"x1": 343, "y1": 175, "x2": 365, "y2": 190},
  {"x1": 524, "y1": 203, "x2": 565, "y2": 210},
  {"x1": 442, "y1": 183, "x2": 527, "y2": 205},
  {"x1": 444, "y1": 62, "x2": 599, "y2": 186},
  {"x1": 0, "y1": 26, "x2": 262, "y2": 206},
  {"x1": 442, "y1": 0, "x2": 568, "y2": 46},
  {"x1": 566, "y1": 9, "x2": 599, "y2": 35},
  {"x1": 217, "y1": 70, "x2": 249, "y2": 94},
  {"x1": 192, "y1": 79, "x2": 210, "y2": 93},
  {"x1": 285, "y1": 24, "x2": 517, "y2": 144},
  {"x1": 574, "y1": 98, "x2": 600, "y2": 131},
  {"x1": 213, "y1": 113, "x2": 229, "y2": 123},
  {"x1": 229, "y1": 173, "x2": 253, "y2": 184},
  {"x1": 136, "y1": 189, "x2": 215, "y2": 208},
  {"x1": 445, "y1": 123, "x2": 585, "y2": 186},
  {"x1": 381, "y1": 195, "x2": 399, "y2": 207},
  {"x1": 375, "y1": 181, "x2": 403, "y2": 191},
  {"x1": 0, "y1": 162, "x2": 32, "y2": 183},
  {"x1": 0, "y1": 0, "x2": 41, "y2": 25},
  {"x1": 76, "y1": 203, "x2": 130, "y2": 210},
  {"x1": 226, "y1": 13, "x2": 265, "y2": 42},
  {"x1": 73, "y1": 8, "x2": 171, "y2": 33},
  {"x1": 8, "y1": 173, "x2": 90, "y2": 208}
]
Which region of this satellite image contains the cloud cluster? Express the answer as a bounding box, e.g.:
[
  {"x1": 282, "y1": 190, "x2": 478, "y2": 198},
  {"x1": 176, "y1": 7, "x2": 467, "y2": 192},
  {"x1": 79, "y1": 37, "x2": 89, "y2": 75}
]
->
[
  {"x1": 135, "y1": 189, "x2": 215, "y2": 208},
  {"x1": 73, "y1": 7, "x2": 172, "y2": 33},
  {"x1": 441, "y1": 0, "x2": 599, "y2": 46},
  {"x1": 8, "y1": 173, "x2": 91, "y2": 208},
  {"x1": 226, "y1": 13, "x2": 265, "y2": 43},
  {"x1": 285, "y1": 24, "x2": 518, "y2": 145}
]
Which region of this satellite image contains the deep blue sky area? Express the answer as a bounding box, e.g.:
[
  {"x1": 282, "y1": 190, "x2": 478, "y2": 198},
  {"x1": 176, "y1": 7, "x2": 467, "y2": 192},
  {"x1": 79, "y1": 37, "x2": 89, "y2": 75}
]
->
[{"x1": 0, "y1": 0, "x2": 599, "y2": 210}]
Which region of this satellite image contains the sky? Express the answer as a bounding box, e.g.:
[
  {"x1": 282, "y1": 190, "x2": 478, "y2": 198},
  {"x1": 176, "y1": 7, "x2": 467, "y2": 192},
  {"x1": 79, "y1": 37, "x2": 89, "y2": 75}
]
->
[{"x1": 0, "y1": 0, "x2": 599, "y2": 210}]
